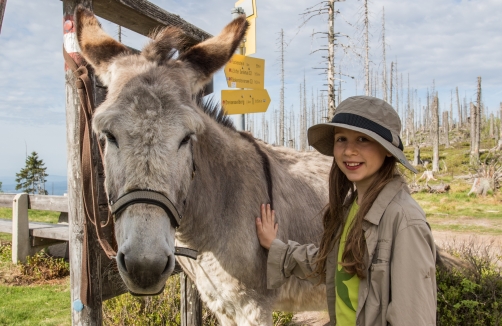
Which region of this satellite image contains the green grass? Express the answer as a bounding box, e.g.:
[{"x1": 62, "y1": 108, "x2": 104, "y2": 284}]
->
[
  {"x1": 0, "y1": 207, "x2": 60, "y2": 223},
  {"x1": 0, "y1": 281, "x2": 70, "y2": 326}
]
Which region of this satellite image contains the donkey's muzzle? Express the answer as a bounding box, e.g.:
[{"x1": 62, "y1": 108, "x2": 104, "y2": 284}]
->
[{"x1": 117, "y1": 248, "x2": 175, "y2": 294}]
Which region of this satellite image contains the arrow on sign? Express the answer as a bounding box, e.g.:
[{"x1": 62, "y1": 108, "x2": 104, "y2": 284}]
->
[
  {"x1": 221, "y1": 89, "x2": 271, "y2": 115},
  {"x1": 224, "y1": 54, "x2": 265, "y2": 90}
]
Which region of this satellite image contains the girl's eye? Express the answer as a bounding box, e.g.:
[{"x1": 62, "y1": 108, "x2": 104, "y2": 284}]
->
[
  {"x1": 335, "y1": 136, "x2": 346, "y2": 142},
  {"x1": 104, "y1": 131, "x2": 118, "y2": 147},
  {"x1": 358, "y1": 136, "x2": 369, "y2": 142}
]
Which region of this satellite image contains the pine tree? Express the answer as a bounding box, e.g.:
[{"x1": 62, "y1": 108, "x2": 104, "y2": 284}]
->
[
  {"x1": 0, "y1": 181, "x2": 3, "y2": 193},
  {"x1": 15, "y1": 151, "x2": 49, "y2": 195}
]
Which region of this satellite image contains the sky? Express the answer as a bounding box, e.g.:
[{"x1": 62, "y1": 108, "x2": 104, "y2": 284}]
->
[{"x1": 0, "y1": 0, "x2": 501, "y2": 179}]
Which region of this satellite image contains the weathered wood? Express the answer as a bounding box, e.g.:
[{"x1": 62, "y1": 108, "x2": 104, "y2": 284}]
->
[
  {"x1": 0, "y1": 193, "x2": 68, "y2": 212},
  {"x1": 64, "y1": 0, "x2": 104, "y2": 324},
  {"x1": 181, "y1": 273, "x2": 202, "y2": 326},
  {"x1": 28, "y1": 195, "x2": 68, "y2": 212},
  {"x1": 0, "y1": 193, "x2": 15, "y2": 207},
  {"x1": 31, "y1": 224, "x2": 69, "y2": 241},
  {"x1": 12, "y1": 194, "x2": 29, "y2": 263},
  {"x1": 93, "y1": 0, "x2": 211, "y2": 43}
]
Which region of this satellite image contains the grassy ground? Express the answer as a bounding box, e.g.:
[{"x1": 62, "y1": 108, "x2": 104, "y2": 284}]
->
[{"x1": 0, "y1": 281, "x2": 70, "y2": 326}]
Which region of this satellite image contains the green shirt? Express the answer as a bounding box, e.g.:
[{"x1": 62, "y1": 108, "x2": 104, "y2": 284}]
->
[{"x1": 335, "y1": 201, "x2": 360, "y2": 325}]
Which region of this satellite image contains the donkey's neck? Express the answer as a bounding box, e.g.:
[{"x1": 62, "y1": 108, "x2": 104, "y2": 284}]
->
[{"x1": 177, "y1": 115, "x2": 269, "y2": 250}]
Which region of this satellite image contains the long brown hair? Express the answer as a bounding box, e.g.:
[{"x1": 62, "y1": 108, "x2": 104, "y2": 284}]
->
[{"x1": 313, "y1": 155, "x2": 398, "y2": 280}]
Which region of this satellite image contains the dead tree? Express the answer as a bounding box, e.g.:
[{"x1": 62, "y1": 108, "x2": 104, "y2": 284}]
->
[
  {"x1": 476, "y1": 77, "x2": 482, "y2": 156},
  {"x1": 381, "y1": 7, "x2": 388, "y2": 102},
  {"x1": 300, "y1": 0, "x2": 347, "y2": 120},
  {"x1": 432, "y1": 93, "x2": 440, "y2": 172},
  {"x1": 443, "y1": 111, "x2": 450, "y2": 147},
  {"x1": 456, "y1": 86, "x2": 462, "y2": 129},
  {"x1": 278, "y1": 29, "x2": 285, "y2": 146},
  {"x1": 389, "y1": 61, "x2": 394, "y2": 106},
  {"x1": 470, "y1": 102, "x2": 478, "y2": 163},
  {"x1": 363, "y1": 0, "x2": 370, "y2": 96},
  {"x1": 0, "y1": 0, "x2": 7, "y2": 35},
  {"x1": 489, "y1": 113, "x2": 494, "y2": 139}
]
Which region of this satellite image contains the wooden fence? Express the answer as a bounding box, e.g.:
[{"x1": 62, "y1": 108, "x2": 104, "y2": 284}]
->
[{"x1": 0, "y1": 193, "x2": 68, "y2": 263}]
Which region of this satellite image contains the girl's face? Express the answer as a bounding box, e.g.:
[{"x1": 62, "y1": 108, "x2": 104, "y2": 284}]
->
[{"x1": 333, "y1": 127, "x2": 391, "y2": 194}]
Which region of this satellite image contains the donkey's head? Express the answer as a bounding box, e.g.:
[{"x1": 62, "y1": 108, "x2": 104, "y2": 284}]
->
[{"x1": 75, "y1": 6, "x2": 247, "y2": 295}]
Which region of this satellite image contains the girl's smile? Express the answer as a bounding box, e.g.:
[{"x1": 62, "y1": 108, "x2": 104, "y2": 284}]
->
[{"x1": 333, "y1": 127, "x2": 391, "y2": 198}]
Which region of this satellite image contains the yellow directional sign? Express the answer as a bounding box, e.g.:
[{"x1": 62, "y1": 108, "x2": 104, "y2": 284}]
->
[
  {"x1": 224, "y1": 54, "x2": 265, "y2": 89},
  {"x1": 221, "y1": 89, "x2": 271, "y2": 114}
]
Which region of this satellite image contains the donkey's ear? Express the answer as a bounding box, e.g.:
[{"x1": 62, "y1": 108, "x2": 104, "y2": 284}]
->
[
  {"x1": 178, "y1": 15, "x2": 248, "y2": 93},
  {"x1": 75, "y1": 6, "x2": 130, "y2": 84}
]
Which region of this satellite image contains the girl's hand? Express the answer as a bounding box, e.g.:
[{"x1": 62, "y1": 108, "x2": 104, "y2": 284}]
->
[{"x1": 255, "y1": 204, "x2": 278, "y2": 250}]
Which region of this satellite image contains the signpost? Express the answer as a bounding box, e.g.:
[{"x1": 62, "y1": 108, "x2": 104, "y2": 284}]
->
[
  {"x1": 226, "y1": 0, "x2": 270, "y2": 128},
  {"x1": 235, "y1": 0, "x2": 256, "y2": 55},
  {"x1": 222, "y1": 89, "x2": 270, "y2": 114},
  {"x1": 224, "y1": 54, "x2": 264, "y2": 89}
]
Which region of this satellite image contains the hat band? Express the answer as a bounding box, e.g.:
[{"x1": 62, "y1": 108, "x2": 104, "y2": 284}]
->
[{"x1": 332, "y1": 113, "x2": 403, "y2": 150}]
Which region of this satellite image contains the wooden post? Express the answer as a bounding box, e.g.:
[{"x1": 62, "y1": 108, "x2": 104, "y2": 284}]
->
[
  {"x1": 63, "y1": 1, "x2": 104, "y2": 324},
  {"x1": 12, "y1": 193, "x2": 30, "y2": 264},
  {"x1": 181, "y1": 273, "x2": 202, "y2": 326}
]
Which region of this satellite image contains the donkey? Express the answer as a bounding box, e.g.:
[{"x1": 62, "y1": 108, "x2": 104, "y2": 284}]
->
[{"x1": 75, "y1": 7, "x2": 331, "y2": 325}]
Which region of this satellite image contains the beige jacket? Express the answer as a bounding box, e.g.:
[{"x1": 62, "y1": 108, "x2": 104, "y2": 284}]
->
[{"x1": 267, "y1": 176, "x2": 437, "y2": 326}]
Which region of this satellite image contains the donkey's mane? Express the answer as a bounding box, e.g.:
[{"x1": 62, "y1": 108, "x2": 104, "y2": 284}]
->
[{"x1": 197, "y1": 96, "x2": 236, "y2": 131}]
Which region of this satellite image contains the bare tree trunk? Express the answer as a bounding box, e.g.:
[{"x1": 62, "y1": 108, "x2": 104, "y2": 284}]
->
[
  {"x1": 449, "y1": 90, "x2": 454, "y2": 130},
  {"x1": 497, "y1": 102, "x2": 502, "y2": 150},
  {"x1": 395, "y1": 60, "x2": 399, "y2": 116},
  {"x1": 279, "y1": 29, "x2": 285, "y2": 147},
  {"x1": 470, "y1": 102, "x2": 478, "y2": 164},
  {"x1": 476, "y1": 77, "x2": 482, "y2": 155},
  {"x1": 327, "y1": 0, "x2": 336, "y2": 119},
  {"x1": 389, "y1": 61, "x2": 394, "y2": 106},
  {"x1": 443, "y1": 111, "x2": 450, "y2": 147},
  {"x1": 381, "y1": 7, "x2": 387, "y2": 102},
  {"x1": 364, "y1": 0, "x2": 370, "y2": 96},
  {"x1": 456, "y1": 86, "x2": 461, "y2": 129},
  {"x1": 432, "y1": 94, "x2": 440, "y2": 172},
  {"x1": 489, "y1": 113, "x2": 494, "y2": 139}
]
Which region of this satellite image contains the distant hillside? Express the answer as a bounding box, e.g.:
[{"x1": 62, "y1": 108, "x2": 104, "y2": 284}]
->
[{"x1": 0, "y1": 175, "x2": 68, "y2": 196}]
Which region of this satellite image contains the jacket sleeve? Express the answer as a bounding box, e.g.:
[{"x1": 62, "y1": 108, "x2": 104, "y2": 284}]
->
[
  {"x1": 386, "y1": 221, "x2": 437, "y2": 326},
  {"x1": 267, "y1": 238, "x2": 322, "y2": 289}
]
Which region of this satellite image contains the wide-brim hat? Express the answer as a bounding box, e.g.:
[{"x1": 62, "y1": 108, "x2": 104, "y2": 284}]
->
[{"x1": 307, "y1": 96, "x2": 417, "y2": 174}]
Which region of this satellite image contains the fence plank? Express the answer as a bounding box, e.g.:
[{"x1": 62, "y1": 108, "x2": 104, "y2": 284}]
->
[
  {"x1": 93, "y1": 0, "x2": 211, "y2": 43},
  {"x1": 0, "y1": 194, "x2": 15, "y2": 207},
  {"x1": 28, "y1": 195, "x2": 68, "y2": 212}
]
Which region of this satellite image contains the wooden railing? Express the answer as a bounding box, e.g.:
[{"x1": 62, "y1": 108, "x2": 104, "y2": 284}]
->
[{"x1": 0, "y1": 193, "x2": 69, "y2": 263}]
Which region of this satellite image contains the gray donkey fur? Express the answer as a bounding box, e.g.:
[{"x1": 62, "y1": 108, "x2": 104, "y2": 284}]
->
[{"x1": 76, "y1": 7, "x2": 331, "y2": 325}]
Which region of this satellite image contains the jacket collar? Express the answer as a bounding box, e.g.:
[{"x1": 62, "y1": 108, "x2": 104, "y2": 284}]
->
[
  {"x1": 341, "y1": 175, "x2": 406, "y2": 228},
  {"x1": 363, "y1": 175, "x2": 406, "y2": 227}
]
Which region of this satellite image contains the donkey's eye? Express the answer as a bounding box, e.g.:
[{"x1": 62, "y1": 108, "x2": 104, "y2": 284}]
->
[
  {"x1": 103, "y1": 131, "x2": 118, "y2": 147},
  {"x1": 179, "y1": 134, "x2": 191, "y2": 147}
]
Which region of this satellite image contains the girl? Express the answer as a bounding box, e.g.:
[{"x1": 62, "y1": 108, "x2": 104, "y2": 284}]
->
[{"x1": 256, "y1": 96, "x2": 437, "y2": 326}]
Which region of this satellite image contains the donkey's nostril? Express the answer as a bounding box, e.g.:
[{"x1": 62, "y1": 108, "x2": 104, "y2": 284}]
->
[{"x1": 117, "y1": 252, "x2": 127, "y2": 273}]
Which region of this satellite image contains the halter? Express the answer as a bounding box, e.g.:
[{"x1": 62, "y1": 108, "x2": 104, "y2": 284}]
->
[{"x1": 108, "y1": 143, "x2": 198, "y2": 260}]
